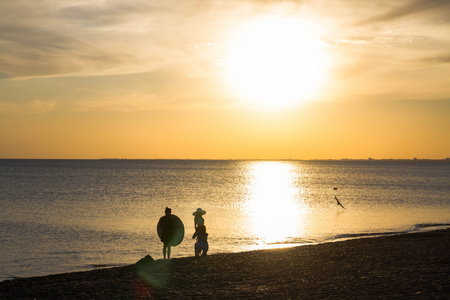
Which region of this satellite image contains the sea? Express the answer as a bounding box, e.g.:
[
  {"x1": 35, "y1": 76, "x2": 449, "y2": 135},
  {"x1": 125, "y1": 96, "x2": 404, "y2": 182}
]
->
[{"x1": 1, "y1": 159, "x2": 449, "y2": 281}]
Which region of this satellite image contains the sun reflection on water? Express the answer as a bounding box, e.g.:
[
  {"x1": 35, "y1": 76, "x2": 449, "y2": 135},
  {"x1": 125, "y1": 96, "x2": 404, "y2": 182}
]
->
[{"x1": 245, "y1": 162, "x2": 307, "y2": 245}]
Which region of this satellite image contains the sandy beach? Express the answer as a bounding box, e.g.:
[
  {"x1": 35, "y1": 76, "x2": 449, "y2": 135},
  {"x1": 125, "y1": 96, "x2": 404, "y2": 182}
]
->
[{"x1": 1, "y1": 229, "x2": 449, "y2": 299}]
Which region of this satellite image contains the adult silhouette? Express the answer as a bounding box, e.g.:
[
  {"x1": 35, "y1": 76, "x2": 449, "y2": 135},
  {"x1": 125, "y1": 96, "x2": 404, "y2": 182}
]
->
[{"x1": 158, "y1": 207, "x2": 175, "y2": 259}]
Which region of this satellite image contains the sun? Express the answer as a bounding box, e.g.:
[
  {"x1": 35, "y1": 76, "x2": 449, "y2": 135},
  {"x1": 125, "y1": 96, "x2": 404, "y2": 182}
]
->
[{"x1": 224, "y1": 16, "x2": 330, "y2": 109}]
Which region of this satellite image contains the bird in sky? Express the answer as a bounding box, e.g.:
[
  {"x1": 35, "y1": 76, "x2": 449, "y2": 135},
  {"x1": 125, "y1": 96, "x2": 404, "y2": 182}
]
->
[{"x1": 335, "y1": 196, "x2": 345, "y2": 209}]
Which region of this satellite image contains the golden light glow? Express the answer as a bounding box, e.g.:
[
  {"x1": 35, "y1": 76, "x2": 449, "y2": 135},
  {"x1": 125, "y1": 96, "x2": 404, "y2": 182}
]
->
[
  {"x1": 224, "y1": 16, "x2": 330, "y2": 108},
  {"x1": 245, "y1": 161, "x2": 307, "y2": 244}
]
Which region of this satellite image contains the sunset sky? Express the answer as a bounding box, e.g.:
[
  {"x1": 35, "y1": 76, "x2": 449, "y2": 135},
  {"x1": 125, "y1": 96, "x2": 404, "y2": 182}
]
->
[{"x1": 1, "y1": 0, "x2": 449, "y2": 159}]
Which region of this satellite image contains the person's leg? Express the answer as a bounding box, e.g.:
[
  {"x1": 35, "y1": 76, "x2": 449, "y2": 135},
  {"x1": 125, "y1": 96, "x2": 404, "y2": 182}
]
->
[
  {"x1": 202, "y1": 243, "x2": 208, "y2": 256},
  {"x1": 163, "y1": 243, "x2": 167, "y2": 259},
  {"x1": 195, "y1": 243, "x2": 200, "y2": 257},
  {"x1": 167, "y1": 246, "x2": 171, "y2": 259}
]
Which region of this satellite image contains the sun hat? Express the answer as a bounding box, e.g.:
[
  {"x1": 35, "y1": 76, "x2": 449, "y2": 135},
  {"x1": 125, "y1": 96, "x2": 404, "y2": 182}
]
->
[{"x1": 192, "y1": 208, "x2": 206, "y2": 216}]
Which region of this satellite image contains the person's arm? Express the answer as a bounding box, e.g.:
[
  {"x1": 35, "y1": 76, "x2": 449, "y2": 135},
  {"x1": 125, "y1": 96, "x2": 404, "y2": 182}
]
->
[{"x1": 192, "y1": 228, "x2": 198, "y2": 239}]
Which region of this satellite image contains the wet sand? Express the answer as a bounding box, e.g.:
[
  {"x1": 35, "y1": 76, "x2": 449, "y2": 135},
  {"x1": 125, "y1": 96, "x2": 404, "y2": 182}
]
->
[{"x1": 1, "y1": 229, "x2": 449, "y2": 299}]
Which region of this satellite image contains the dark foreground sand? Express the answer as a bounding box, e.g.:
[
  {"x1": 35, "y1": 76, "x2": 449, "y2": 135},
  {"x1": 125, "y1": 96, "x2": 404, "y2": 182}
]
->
[{"x1": 1, "y1": 229, "x2": 449, "y2": 299}]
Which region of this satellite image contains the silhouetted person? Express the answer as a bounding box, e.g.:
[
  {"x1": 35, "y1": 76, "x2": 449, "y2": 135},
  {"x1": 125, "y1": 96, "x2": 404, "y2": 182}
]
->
[
  {"x1": 159, "y1": 207, "x2": 175, "y2": 259},
  {"x1": 193, "y1": 208, "x2": 206, "y2": 229},
  {"x1": 192, "y1": 224, "x2": 208, "y2": 257}
]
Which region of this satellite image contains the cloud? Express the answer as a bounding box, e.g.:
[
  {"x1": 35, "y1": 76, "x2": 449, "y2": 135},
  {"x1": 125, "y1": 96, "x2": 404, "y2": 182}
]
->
[
  {"x1": 0, "y1": 99, "x2": 57, "y2": 114},
  {"x1": 1, "y1": 0, "x2": 449, "y2": 111},
  {"x1": 0, "y1": 0, "x2": 312, "y2": 80},
  {"x1": 56, "y1": 1, "x2": 176, "y2": 31},
  {"x1": 359, "y1": 0, "x2": 450, "y2": 24},
  {"x1": 0, "y1": 1, "x2": 197, "y2": 79},
  {"x1": 0, "y1": 72, "x2": 11, "y2": 80},
  {"x1": 420, "y1": 53, "x2": 450, "y2": 65}
]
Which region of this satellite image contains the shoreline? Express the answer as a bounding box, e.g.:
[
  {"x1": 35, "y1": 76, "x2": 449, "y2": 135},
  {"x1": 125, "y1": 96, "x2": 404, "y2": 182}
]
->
[
  {"x1": 1, "y1": 229, "x2": 449, "y2": 299},
  {"x1": 3, "y1": 226, "x2": 447, "y2": 282}
]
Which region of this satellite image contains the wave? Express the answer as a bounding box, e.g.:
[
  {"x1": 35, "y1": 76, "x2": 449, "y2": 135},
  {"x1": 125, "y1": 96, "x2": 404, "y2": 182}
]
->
[
  {"x1": 411, "y1": 223, "x2": 450, "y2": 231},
  {"x1": 331, "y1": 223, "x2": 450, "y2": 242},
  {"x1": 265, "y1": 223, "x2": 450, "y2": 247},
  {"x1": 87, "y1": 263, "x2": 129, "y2": 269}
]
